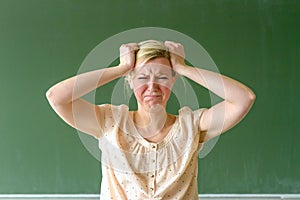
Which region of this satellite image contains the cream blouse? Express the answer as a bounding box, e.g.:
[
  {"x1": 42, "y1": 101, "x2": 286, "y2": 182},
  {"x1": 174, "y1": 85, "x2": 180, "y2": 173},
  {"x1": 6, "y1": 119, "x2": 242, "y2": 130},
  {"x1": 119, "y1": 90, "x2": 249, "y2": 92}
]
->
[{"x1": 97, "y1": 104, "x2": 206, "y2": 200}]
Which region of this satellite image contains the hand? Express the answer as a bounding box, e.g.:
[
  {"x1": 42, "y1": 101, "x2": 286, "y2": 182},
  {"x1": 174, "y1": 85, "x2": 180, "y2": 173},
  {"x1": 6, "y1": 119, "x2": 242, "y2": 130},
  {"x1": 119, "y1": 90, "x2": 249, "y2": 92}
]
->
[
  {"x1": 164, "y1": 41, "x2": 186, "y2": 74},
  {"x1": 119, "y1": 43, "x2": 139, "y2": 72}
]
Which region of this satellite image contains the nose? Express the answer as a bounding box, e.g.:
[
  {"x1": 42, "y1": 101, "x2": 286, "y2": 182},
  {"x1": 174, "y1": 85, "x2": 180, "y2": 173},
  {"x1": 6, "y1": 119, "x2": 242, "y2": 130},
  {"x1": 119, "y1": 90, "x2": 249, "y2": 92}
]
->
[{"x1": 147, "y1": 78, "x2": 159, "y2": 91}]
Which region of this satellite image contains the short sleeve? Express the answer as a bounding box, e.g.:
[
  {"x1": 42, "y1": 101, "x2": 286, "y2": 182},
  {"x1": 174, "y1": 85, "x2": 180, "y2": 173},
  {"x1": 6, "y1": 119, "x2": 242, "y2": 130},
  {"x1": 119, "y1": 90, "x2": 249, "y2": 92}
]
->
[
  {"x1": 96, "y1": 104, "x2": 129, "y2": 138},
  {"x1": 192, "y1": 108, "x2": 208, "y2": 143},
  {"x1": 178, "y1": 106, "x2": 207, "y2": 147}
]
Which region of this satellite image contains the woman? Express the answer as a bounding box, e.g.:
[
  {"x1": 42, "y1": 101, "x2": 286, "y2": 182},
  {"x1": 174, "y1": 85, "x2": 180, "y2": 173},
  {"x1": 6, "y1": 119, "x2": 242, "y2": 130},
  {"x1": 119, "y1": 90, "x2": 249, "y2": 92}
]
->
[{"x1": 46, "y1": 40, "x2": 255, "y2": 199}]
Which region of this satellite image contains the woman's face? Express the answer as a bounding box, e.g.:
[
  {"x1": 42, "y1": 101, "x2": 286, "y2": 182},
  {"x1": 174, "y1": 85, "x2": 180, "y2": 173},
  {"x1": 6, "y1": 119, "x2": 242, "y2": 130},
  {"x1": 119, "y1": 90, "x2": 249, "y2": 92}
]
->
[{"x1": 131, "y1": 57, "x2": 176, "y2": 111}]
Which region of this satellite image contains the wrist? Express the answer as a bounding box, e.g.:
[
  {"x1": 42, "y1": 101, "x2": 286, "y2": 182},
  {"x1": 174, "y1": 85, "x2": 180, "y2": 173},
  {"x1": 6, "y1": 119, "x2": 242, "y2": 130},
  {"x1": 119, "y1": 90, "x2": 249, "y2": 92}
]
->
[
  {"x1": 117, "y1": 64, "x2": 133, "y2": 76},
  {"x1": 173, "y1": 63, "x2": 186, "y2": 75}
]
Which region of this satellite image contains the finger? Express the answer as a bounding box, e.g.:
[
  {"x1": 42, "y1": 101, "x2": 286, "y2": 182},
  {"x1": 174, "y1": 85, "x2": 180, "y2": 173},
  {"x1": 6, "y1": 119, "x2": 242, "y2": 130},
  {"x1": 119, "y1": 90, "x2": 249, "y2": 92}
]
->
[
  {"x1": 165, "y1": 41, "x2": 184, "y2": 58},
  {"x1": 164, "y1": 41, "x2": 182, "y2": 48},
  {"x1": 120, "y1": 43, "x2": 139, "y2": 57},
  {"x1": 124, "y1": 43, "x2": 139, "y2": 51},
  {"x1": 164, "y1": 40, "x2": 177, "y2": 45}
]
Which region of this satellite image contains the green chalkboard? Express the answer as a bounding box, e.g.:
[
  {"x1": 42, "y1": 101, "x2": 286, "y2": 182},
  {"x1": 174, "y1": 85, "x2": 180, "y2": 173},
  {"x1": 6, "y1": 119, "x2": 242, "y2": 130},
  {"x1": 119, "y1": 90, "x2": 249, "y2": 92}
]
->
[{"x1": 0, "y1": 0, "x2": 299, "y2": 194}]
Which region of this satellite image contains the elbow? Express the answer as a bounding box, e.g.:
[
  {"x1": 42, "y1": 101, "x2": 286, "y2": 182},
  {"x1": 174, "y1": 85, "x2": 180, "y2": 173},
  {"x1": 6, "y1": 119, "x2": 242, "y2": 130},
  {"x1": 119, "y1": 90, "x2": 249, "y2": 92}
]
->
[
  {"x1": 233, "y1": 90, "x2": 256, "y2": 110},
  {"x1": 45, "y1": 89, "x2": 51, "y2": 100},
  {"x1": 248, "y1": 90, "x2": 256, "y2": 104},
  {"x1": 244, "y1": 90, "x2": 256, "y2": 110},
  {"x1": 45, "y1": 88, "x2": 59, "y2": 107},
  {"x1": 46, "y1": 86, "x2": 71, "y2": 108},
  {"x1": 45, "y1": 88, "x2": 54, "y2": 105}
]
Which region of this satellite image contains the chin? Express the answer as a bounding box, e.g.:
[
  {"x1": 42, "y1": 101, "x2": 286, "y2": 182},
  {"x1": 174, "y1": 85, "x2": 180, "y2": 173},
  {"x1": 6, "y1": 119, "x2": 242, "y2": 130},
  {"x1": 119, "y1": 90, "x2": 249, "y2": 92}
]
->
[{"x1": 145, "y1": 103, "x2": 166, "y2": 112}]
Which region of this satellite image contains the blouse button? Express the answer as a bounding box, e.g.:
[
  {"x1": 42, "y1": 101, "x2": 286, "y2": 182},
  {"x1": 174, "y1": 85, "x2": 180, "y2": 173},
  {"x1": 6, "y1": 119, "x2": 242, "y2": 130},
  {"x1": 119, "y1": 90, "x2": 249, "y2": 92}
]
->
[{"x1": 151, "y1": 174, "x2": 155, "y2": 178}]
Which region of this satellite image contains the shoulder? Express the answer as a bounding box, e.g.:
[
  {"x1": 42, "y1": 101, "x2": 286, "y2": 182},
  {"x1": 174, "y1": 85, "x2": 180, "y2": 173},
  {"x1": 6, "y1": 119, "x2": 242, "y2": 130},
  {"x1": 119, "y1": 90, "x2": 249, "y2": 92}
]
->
[
  {"x1": 178, "y1": 106, "x2": 207, "y2": 131},
  {"x1": 98, "y1": 103, "x2": 129, "y2": 110},
  {"x1": 178, "y1": 106, "x2": 207, "y2": 118},
  {"x1": 97, "y1": 104, "x2": 129, "y2": 115},
  {"x1": 97, "y1": 104, "x2": 130, "y2": 132}
]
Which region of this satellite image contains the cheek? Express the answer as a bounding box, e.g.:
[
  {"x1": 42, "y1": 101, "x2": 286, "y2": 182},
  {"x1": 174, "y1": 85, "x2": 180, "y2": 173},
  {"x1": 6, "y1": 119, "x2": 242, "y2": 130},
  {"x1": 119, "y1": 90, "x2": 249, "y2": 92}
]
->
[
  {"x1": 132, "y1": 80, "x2": 146, "y2": 90},
  {"x1": 160, "y1": 81, "x2": 174, "y2": 91},
  {"x1": 133, "y1": 84, "x2": 147, "y2": 98},
  {"x1": 160, "y1": 85, "x2": 172, "y2": 98}
]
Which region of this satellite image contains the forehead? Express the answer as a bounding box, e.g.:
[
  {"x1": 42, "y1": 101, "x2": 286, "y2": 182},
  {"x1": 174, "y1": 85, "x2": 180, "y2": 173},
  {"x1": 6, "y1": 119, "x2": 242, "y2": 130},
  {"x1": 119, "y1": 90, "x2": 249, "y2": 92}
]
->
[{"x1": 134, "y1": 57, "x2": 172, "y2": 75}]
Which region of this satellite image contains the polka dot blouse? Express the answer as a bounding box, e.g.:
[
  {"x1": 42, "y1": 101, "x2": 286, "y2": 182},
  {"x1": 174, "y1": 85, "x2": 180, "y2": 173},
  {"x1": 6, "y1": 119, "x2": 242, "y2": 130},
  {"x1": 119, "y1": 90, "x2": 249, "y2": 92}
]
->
[{"x1": 96, "y1": 104, "x2": 206, "y2": 200}]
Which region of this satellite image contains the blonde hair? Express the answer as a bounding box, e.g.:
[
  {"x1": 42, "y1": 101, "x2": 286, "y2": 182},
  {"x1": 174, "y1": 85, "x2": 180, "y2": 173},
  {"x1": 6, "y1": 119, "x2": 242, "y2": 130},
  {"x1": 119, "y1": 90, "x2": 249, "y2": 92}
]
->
[
  {"x1": 125, "y1": 40, "x2": 174, "y2": 83},
  {"x1": 123, "y1": 40, "x2": 185, "y2": 102},
  {"x1": 123, "y1": 40, "x2": 177, "y2": 99},
  {"x1": 136, "y1": 40, "x2": 170, "y2": 65}
]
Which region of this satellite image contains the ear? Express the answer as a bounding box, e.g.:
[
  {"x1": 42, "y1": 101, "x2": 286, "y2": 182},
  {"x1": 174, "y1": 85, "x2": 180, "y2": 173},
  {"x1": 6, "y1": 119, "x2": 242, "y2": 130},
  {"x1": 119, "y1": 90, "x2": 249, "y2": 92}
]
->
[
  {"x1": 172, "y1": 71, "x2": 178, "y2": 84},
  {"x1": 128, "y1": 79, "x2": 134, "y2": 90}
]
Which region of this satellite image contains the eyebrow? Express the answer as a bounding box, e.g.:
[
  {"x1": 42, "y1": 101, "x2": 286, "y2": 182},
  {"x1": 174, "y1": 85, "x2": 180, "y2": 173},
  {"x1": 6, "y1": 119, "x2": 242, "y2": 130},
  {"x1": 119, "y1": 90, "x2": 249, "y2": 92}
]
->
[
  {"x1": 135, "y1": 73, "x2": 147, "y2": 76},
  {"x1": 135, "y1": 72, "x2": 170, "y2": 77},
  {"x1": 156, "y1": 73, "x2": 169, "y2": 76}
]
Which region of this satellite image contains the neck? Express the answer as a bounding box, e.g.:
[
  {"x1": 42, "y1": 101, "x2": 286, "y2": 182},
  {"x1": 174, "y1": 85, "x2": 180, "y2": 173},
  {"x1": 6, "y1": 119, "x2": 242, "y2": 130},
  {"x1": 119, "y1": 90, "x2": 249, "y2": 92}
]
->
[{"x1": 134, "y1": 105, "x2": 168, "y2": 138}]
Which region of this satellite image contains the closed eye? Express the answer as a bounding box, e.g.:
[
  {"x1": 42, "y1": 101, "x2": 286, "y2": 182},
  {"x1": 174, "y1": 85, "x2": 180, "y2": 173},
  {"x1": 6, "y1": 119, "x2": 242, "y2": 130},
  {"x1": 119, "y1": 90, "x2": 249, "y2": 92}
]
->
[
  {"x1": 158, "y1": 76, "x2": 168, "y2": 79},
  {"x1": 137, "y1": 76, "x2": 148, "y2": 79}
]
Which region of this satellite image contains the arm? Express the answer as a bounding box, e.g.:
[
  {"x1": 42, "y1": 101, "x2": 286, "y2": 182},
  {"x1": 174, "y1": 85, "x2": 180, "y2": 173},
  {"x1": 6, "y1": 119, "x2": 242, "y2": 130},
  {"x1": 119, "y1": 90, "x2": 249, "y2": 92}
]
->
[
  {"x1": 165, "y1": 41, "x2": 256, "y2": 142},
  {"x1": 46, "y1": 43, "x2": 138, "y2": 138}
]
